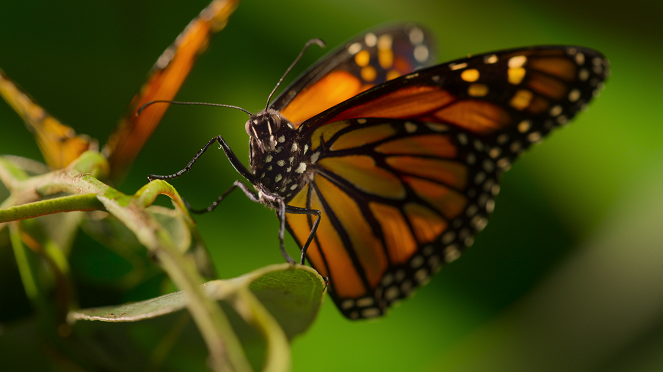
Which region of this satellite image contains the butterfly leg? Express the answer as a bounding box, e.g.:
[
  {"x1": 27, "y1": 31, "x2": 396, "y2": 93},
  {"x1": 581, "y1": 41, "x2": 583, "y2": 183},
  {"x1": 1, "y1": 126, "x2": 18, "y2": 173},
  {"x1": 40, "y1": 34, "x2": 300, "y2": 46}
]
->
[
  {"x1": 284, "y1": 205, "x2": 321, "y2": 264},
  {"x1": 147, "y1": 135, "x2": 255, "y2": 182},
  {"x1": 184, "y1": 180, "x2": 257, "y2": 214},
  {"x1": 259, "y1": 191, "x2": 297, "y2": 264}
]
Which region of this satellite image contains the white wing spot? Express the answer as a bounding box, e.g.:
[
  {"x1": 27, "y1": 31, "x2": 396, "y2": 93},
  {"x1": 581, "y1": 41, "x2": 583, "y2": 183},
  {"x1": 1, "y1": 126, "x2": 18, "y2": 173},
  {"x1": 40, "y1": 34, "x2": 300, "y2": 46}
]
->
[
  {"x1": 508, "y1": 55, "x2": 527, "y2": 68},
  {"x1": 361, "y1": 308, "x2": 381, "y2": 318},
  {"x1": 409, "y1": 27, "x2": 424, "y2": 45},
  {"x1": 341, "y1": 299, "x2": 354, "y2": 310},
  {"x1": 357, "y1": 297, "x2": 374, "y2": 307},
  {"x1": 365, "y1": 32, "x2": 377, "y2": 47},
  {"x1": 484, "y1": 54, "x2": 498, "y2": 64},
  {"x1": 528, "y1": 132, "x2": 542, "y2": 143},
  {"x1": 466, "y1": 153, "x2": 476, "y2": 165},
  {"x1": 449, "y1": 62, "x2": 467, "y2": 70},
  {"x1": 444, "y1": 246, "x2": 461, "y2": 262},
  {"x1": 442, "y1": 231, "x2": 455, "y2": 244},
  {"x1": 410, "y1": 255, "x2": 425, "y2": 269},
  {"x1": 348, "y1": 42, "x2": 362, "y2": 55},
  {"x1": 550, "y1": 105, "x2": 563, "y2": 117},
  {"x1": 414, "y1": 45, "x2": 429, "y2": 62}
]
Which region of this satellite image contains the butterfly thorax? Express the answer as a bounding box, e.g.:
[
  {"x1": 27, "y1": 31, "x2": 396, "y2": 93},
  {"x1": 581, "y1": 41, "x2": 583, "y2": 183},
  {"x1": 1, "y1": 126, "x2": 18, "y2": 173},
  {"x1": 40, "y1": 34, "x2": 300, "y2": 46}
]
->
[{"x1": 247, "y1": 109, "x2": 309, "y2": 199}]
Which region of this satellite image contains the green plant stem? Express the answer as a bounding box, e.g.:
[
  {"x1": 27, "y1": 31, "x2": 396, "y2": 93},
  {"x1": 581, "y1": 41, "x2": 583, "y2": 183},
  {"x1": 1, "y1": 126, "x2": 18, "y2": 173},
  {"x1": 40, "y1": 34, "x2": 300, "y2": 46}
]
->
[
  {"x1": 232, "y1": 288, "x2": 290, "y2": 372},
  {"x1": 1, "y1": 153, "x2": 252, "y2": 371},
  {"x1": 0, "y1": 193, "x2": 104, "y2": 223},
  {"x1": 98, "y1": 180, "x2": 252, "y2": 372}
]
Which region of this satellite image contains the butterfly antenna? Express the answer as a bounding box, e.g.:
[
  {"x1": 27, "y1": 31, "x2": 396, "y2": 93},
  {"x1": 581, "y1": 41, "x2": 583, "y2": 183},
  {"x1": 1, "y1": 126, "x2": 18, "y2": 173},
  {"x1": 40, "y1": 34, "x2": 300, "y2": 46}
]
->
[
  {"x1": 137, "y1": 100, "x2": 252, "y2": 116},
  {"x1": 265, "y1": 38, "x2": 326, "y2": 109}
]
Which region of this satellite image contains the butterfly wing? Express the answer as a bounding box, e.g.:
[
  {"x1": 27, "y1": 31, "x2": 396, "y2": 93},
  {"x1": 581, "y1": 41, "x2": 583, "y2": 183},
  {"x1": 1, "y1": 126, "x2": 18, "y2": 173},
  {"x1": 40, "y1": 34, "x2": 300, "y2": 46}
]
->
[
  {"x1": 0, "y1": 69, "x2": 95, "y2": 169},
  {"x1": 269, "y1": 23, "x2": 436, "y2": 126},
  {"x1": 286, "y1": 46, "x2": 609, "y2": 319},
  {"x1": 287, "y1": 119, "x2": 500, "y2": 319},
  {"x1": 302, "y1": 46, "x2": 609, "y2": 168},
  {"x1": 104, "y1": 0, "x2": 239, "y2": 182}
]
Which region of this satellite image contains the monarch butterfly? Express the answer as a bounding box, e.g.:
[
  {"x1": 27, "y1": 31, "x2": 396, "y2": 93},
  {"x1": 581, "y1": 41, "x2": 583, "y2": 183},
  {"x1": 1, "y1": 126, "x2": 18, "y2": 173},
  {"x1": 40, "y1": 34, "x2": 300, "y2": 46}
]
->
[{"x1": 147, "y1": 24, "x2": 609, "y2": 320}]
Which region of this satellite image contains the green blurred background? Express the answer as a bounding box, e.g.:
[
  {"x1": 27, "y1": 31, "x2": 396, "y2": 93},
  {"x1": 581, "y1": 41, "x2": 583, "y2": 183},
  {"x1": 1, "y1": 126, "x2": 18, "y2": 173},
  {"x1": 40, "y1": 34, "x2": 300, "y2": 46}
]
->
[{"x1": 1, "y1": 0, "x2": 663, "y2": 371}]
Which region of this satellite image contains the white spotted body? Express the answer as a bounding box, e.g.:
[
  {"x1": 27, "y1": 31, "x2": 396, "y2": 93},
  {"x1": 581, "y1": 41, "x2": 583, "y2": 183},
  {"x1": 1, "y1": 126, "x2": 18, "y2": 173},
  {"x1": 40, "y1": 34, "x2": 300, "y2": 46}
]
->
[{"x1": 246, "y1": 109, "x2": 311, "y2": 202}]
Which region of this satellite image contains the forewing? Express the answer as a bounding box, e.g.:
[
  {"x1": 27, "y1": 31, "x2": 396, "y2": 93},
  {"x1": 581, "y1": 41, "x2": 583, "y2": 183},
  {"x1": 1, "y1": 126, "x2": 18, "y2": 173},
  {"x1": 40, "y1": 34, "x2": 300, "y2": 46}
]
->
[
  {"x1": 270, "y1": 24, "x2": 436, "y2": 126},
  {"x1": 301, "y1": 46, "x2": 609, "y2": 169}
]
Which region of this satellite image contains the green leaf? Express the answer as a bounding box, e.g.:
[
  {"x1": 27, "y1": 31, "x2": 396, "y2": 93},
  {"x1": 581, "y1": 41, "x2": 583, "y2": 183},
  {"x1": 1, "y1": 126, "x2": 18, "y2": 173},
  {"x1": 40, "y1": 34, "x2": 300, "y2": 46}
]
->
[
  {"x1": 69, "y1": 264, "x2": 325, "y2": 336},
  {"x1": 69, "y1": 264, "x2": 326, "y2": 371}
]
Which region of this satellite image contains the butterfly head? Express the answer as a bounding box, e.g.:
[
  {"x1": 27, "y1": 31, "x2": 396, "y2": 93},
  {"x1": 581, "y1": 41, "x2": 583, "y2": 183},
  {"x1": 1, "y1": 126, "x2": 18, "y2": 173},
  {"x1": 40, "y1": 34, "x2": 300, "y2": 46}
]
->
[{"x1": 246, "y1": 108, "x2": 293, "y2": 153}]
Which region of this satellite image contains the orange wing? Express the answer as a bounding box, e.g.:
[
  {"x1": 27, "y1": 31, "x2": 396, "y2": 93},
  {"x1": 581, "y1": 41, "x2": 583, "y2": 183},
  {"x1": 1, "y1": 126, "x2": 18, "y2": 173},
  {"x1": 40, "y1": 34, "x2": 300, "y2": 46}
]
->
[
  {"x1": 104, "y1": 0, "x2": 239, "y2": 182},
  {"x1": 302, "y1": 46, "x2": 609, "y2": 167},
  {"x1": 284, "y1": 46, "x2": 608, "y2": 319},
  {"x1": 286, "y1": 119, "x2": 497, "y2": 319},
  {"x1": 0, "y1": 69, "x2": 95, "y2": 169},
  {"x1": 270, "y1": 24, "x2": 436, "y2": 126}
]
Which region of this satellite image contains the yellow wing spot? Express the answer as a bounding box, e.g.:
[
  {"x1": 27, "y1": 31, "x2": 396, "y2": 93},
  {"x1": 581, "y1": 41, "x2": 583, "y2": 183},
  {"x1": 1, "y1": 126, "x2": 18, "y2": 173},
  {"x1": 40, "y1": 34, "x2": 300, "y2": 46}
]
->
[
  {"x1": 508, "y1": 67, "x2": 526, "y2": 85},
  {"x1": 361, "y1": 66, "x2": 377, "y2": 82},
  {"x1": 575, "y1": 53, "x2": 585, "y2": 65},
  {"x1": 568, "y1": 89, "x2": 581, "y2": 102},
  {"x1": 510, "y1": 89, "x2": 533, "y2": 110},
  {"x1": 517, "y1": 120, "x2": 531, "y2": 133},
  {"x1": 379, "y1": 49, "x2": 394, "y2": 69},
  {"x1": 450, "y1": 62, "x2": 468, "y2": 71},
  {"x1": 355, "y1": 50, "x2": 370, "y2": 67},
  {"x1": 386, "y1": 69, "x2": 401, "y2": 80},
  {"x1": 461, "y1": 69, "x2": 480, "y2": 82},
  {"x1": 378, "y1": 34, "x2": 393, "y2": 50},
  {"x1": 549, "y1": 105, "x2": 563, "y2": 116},
  {"x1": 468, "y1": 84, "x2": 489, "y2": 97},
  {"x1": 508, "y1": 55, "x2": 527, "y2": 68}
]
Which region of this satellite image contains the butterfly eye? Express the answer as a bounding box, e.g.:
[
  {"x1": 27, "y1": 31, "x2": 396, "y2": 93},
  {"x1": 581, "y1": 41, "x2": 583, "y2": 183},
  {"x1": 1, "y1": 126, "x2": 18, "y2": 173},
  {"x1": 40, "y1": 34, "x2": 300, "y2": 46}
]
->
[{"x1": 245, "y1": 117, "x2": 259, "y2": 138}]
